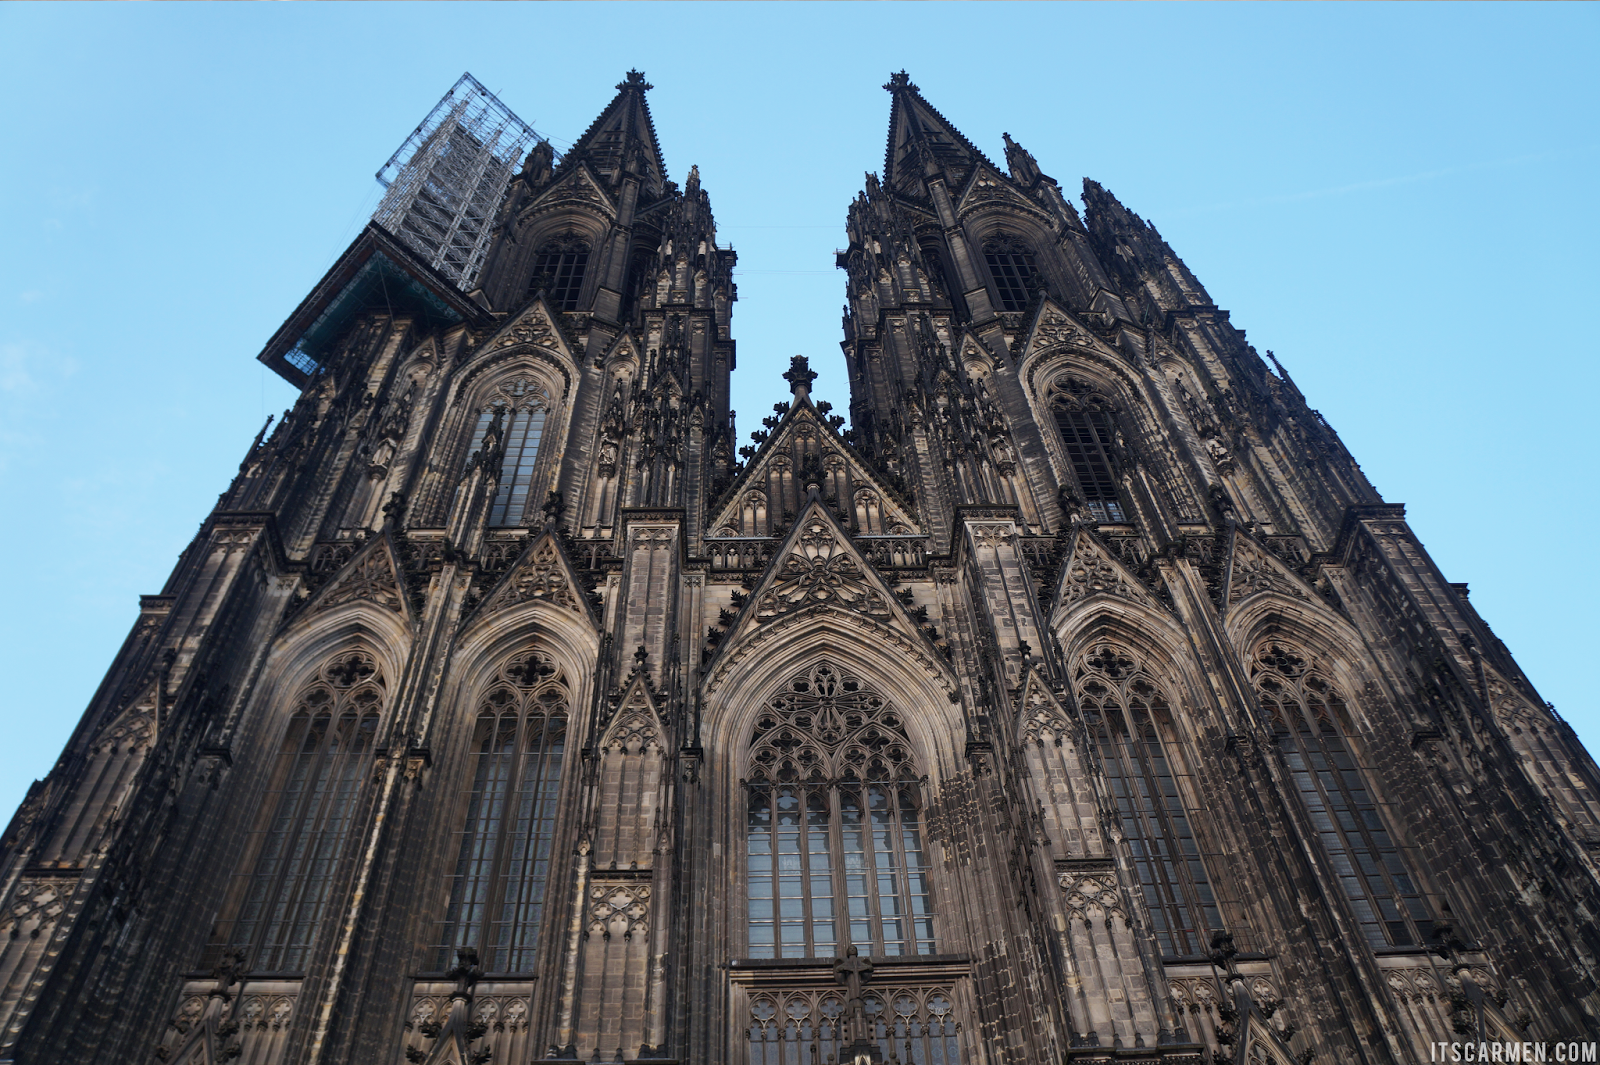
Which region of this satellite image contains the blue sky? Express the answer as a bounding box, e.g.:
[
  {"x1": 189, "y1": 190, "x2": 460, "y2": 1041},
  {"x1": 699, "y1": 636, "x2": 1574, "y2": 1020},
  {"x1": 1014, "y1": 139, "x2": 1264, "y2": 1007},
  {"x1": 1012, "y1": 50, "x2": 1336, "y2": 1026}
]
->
[{"x1": 1, "y1": 2, "x2": 1595, "y2": 821}]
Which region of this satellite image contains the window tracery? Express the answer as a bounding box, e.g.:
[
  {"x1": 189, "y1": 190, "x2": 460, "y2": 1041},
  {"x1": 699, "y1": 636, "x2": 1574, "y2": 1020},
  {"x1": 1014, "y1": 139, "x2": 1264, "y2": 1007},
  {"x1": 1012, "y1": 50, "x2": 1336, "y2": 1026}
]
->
[
  {"x1": 529, "y1": 233, "x2": 590, "y2": 310},
  {"x1": 1048, "y1": 376, "x2": 1125, "y2": 523},
  {"x1": 466, "y1": 375, "x2": 550, "y2": 526},
  {"x1": 1251, "y1": 641, "x2": 1433, "y2": 949},
  {"x1": 745, "y1": 663, "x2": 934, "y2": 960},
  {"x1": 981, "y1": 232, "x2": 1036, "y2": 312},
  {"x1": 1074, "y1": 643, "x2": 1219, "y2": 956},
  {"x1": 434, "y1": 648, "x2": 569, "y2": 973},
  {"x1": 211, "y1": 650, "x2": 383, "y2": 972}
]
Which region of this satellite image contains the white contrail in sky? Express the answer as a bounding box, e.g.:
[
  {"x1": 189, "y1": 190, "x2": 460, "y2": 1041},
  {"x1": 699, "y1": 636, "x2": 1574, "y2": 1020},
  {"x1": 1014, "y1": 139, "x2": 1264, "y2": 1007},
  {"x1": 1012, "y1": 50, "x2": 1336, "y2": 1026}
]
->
[{"x1": 1162, "y1": 145, "x2": 1593, "y2": 217}]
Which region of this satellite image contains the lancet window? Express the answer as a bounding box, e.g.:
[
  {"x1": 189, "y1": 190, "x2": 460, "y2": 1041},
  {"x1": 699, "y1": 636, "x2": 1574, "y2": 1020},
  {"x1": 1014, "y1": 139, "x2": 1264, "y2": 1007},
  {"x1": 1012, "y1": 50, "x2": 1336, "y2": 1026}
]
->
[
  {"x1": 1251, "y1": 642, "x2": 1433, "y2": 949},
  {"x1": 1048, "y1": 376, "x2": 1126, "y2": 523},
  {"x1": 982, "y1": 232, "x2": 1036, "y2": 312},
  {"x1": 210, "y1": 651, "x2": 383, "y2": 972},
  {"x1": 1075, "y1": 644, "x2": 1219, "y2": 957},
  {"x1": 434, "y1": 649, "x2": 568, "y2": 973},
  {"x1": 466, "y1": 375, "x2": 550, "y2": 526},
  {"x1": 529, "y1": 233, "x2": 590, "y2": 310},
  {"x1": 745, "y1": 663, "x2": 935, "y2": 960}
]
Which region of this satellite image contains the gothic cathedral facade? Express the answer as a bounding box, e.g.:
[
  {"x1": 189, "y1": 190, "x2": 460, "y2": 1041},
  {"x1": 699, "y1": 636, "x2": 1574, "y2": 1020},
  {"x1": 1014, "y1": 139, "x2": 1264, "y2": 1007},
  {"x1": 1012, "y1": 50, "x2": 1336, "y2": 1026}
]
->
[{"x1": 3, "y1": 71, "x2": 1597, "y2": 1065}]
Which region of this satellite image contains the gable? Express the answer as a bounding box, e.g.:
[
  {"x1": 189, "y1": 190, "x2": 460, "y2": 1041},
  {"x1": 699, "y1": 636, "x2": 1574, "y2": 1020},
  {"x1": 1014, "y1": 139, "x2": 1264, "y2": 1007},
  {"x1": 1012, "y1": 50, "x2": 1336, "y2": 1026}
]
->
[
  {"x1": 481, "y1": 296, "x2": 580, "y2": 367},
  {"x1": 468, "y1": 531, "x2": 598, "y2": 627},
  {"x1": 521, "y1": 164, "x2": 616, "y2": 220},
  {"x1": 706, "y1": 401, "x2": 919, "y2": 540},
  {"x1": 1016, "y1": 668, "x2": 1074, "y2": 744},
  {"x1": 1052, "y1": 528, "x2": 1156, "y2": 616},
  {"x1": 956, "y1": 166, "x2": 1053, "y2": 225},
  {"x1": 1018, "y1": 300, "x2": 1113, "y2": 368},
  {"x1": 706, "y1": 499, "x2": 937, "y2": 677},
  {"x1": 1223, "y1": 531, "x2": 1316, "y2": 611},
  {"x1": 303, "y1": 535, "x2": 410, "y2": 623},
  {"x1": 601, "y1": 677, "x2": 665, "y2": 753}
]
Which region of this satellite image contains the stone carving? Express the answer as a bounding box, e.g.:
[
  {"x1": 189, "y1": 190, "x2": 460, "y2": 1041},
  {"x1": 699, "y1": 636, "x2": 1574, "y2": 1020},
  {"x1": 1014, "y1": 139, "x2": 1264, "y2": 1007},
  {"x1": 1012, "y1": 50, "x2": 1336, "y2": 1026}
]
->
[
  {"x1": 749, "y1": 661, "x2": 917, "y2": 784},
  {"x1": 315, "y1": 547, "x2": 404, "y2": 614},
  {"x1": 91, "y1": 700, "x2": 155, "y2": 755},
  {"x1": 755, "y1": 517, "x2": 890, "y2": 622},
  {"x1": 1059, "y1": 532, "x2": 1151, "y2": 606},
  {"x1": 604, "y1": 701, "x2": 661, "y2": 754},
  {"x1": 486, "y1": 537, "x2": 580, "y2": 613},
  {"x1": 494, "y1": 309, "x2": 561, "y2": 350},
  {"x1": 968, "y1": 522, "x2": 1014, "y2": 549},
  {"x1": 1033, "y1": 312, "x2": 1092, "y2": 350},
  {"x1": 1058, "y1": 867, "x2": 1128, "y2": 927},
  {"x1": 588, "y1": 883, "x2": 651, "y2": 939},
  {"x1": 1487, "y1": 673, "x2": 1548, "y2": 735},
  {"x1": 1227, "y1": 535, "x2": 1306, "y2": 606},
  {"x1": 1, "y1": 878, "x2": 74, "y2": 941},
  {"x1": 1019, "y1": 677, "x2": 1074, "y2": 746},
  {"x1": 745, "y1": 985, "x2": 959, "y2": 1065}
]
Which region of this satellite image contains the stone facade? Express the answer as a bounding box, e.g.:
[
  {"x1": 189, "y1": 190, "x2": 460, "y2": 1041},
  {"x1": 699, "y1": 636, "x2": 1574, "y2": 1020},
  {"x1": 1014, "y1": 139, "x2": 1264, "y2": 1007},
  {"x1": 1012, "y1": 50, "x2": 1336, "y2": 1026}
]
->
[{"x1": 2, "y1": 70, "x2": 1597, "y2": 1065}]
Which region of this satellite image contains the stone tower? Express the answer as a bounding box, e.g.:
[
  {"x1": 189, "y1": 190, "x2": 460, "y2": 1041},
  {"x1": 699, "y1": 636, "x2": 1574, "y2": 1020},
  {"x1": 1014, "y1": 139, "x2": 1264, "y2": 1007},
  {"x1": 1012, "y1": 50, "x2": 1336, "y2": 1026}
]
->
[{"x1": 2, "y1": 70, "x2": 1597, "y2": 1065}]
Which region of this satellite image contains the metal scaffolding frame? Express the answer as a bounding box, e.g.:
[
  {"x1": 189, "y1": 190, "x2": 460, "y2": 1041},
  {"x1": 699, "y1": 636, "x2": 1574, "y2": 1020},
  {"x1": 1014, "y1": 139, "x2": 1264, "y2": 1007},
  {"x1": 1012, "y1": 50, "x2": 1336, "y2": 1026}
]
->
[{"x1": 371, "y1": 73, "x2": 547, "y2": 292}]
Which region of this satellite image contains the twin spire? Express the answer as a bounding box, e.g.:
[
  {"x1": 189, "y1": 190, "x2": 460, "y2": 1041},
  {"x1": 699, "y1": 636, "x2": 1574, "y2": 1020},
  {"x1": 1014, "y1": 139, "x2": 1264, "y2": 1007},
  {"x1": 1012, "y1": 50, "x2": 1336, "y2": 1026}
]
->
[{"x1": 556, "y1": 68, "x2": 1051, "y2": 206}]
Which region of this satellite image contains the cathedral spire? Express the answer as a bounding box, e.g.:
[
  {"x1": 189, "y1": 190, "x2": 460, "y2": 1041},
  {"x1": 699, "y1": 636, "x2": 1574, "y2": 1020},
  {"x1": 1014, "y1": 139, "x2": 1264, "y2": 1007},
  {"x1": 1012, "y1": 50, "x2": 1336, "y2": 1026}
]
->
[
  {"x1": 558, "y1": 69, "x2": 667, "y2": 195},
  {"x1": 881, "y1": 70, "x2": 994, "y2": 194}
]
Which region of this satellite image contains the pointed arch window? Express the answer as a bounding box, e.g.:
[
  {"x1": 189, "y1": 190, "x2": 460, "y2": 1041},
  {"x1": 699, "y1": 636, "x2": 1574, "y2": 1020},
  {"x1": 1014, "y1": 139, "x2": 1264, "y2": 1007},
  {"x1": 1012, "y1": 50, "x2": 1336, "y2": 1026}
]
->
[
  {"x1": 1252, "y1": 642, "x2": 1433, "y2": 949},
  {"x1": 466, "y1": 375, "x2": 550, "y2": 526},
  {"x1": 1049, "y1": 377, "x2": 1126, "y2": 523},
  {"x1": 210, "y1": 651, "x2": 383, "y2": 972},
  {"x1": 745, "y1": 662, "x2": 936, "y2": 959},
  {"x1": 982, "y1": 232, "x2": 1036, "y2": 312},
  {"x1": 1075, "y1": 644, "x2": 1220, "y2": 957},
  {"x1": 433, "y1": 649, "x2": 568, "y2": 973},
  {"x1": 530, "y1": 233, "x2": 590, "y2": 311}
]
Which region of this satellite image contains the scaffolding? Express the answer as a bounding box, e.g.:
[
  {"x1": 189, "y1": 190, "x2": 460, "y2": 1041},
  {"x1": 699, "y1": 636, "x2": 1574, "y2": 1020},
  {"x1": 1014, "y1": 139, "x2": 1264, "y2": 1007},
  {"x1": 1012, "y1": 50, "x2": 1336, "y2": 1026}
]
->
[{"x1": 371, "y1": 73, "x2": 547, "y2": 292}]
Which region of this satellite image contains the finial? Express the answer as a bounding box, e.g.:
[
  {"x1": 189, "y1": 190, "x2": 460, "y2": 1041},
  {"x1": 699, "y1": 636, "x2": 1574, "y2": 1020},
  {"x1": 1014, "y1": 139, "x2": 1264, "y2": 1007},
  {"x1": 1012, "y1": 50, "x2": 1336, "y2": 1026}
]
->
[
  {"x1": 883, "y1": 70, "x2": 916, "y2": 92},
  {"x1": 541, "y1": 489, "x2": 565, "y2": 528},
  {"x1": 783, "y1": 355, "x2": 818, "y2": 400},
  {"x1": 618, "y1": 69, "x2": 653, "y2": 91},
  {"x1": 521, "y1": 139, "x2": 555, "y2": 184}
]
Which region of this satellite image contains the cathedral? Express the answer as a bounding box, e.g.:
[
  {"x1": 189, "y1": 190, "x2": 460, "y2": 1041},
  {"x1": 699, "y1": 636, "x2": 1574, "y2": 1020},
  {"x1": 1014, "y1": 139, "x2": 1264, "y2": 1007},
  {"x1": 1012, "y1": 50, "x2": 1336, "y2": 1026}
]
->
[{"x1": 3, "y1": 70, "x2": 1598, "y2": 1065}]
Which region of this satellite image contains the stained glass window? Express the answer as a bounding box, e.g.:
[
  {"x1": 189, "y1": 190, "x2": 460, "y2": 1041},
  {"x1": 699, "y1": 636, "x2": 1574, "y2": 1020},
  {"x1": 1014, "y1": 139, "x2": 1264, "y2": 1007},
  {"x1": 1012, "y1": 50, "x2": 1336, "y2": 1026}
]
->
[
  {"x1": 1075, "y1": 644, "x2": 1219, "y2": 956},
  {"x1": 214, "y1": 651, "x2": 383, "y2": 972},
  {"x1": 1253, "y1": 642, "x2": 1433, "y2": 949},
  {"x1": 465, "y1": 375, "x2": 549, "y2": 527},
  {"x1": 746, "y1": 662, "x2": 935, "y2": 959},
  {"x1": 435, "y1": 649, "x2": 568, "y2": 972}
]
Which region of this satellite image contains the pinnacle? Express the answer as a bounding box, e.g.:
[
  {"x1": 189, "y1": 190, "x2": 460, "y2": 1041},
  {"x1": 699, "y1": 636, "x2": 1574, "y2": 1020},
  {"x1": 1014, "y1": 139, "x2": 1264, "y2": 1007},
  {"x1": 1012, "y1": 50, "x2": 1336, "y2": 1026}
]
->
[
  {"x1": 560, "y1": 71, "x2": 668, "y2": 193},
  {"x1": 881, "y1": 74, "x2": 994, "y2": 193}
]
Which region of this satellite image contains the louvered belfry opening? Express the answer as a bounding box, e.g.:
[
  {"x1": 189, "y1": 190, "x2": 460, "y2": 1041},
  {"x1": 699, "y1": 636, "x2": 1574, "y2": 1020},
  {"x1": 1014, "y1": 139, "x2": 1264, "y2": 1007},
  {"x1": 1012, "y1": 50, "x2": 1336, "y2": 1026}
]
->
[
  {"x1": 529, "y1": 233, "x2": 591, "y2": 310},
  {"x1": 982, "y1": 232, "x2": 1036, "y2": 312}
]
